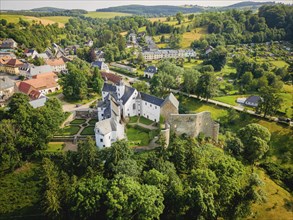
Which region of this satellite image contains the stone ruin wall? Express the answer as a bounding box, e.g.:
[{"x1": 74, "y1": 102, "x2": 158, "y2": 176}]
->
[{"x1": 167, "y1": 111, "x2": 219, "y2": 142}]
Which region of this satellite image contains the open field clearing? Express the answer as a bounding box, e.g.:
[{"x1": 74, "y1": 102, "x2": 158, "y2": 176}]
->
[
  {"x1": 0, "y1": 14, "x2": 68, "y2": 27},
  {"x1": 85, "y1": 11, "x2": 132, "y2": 18}
]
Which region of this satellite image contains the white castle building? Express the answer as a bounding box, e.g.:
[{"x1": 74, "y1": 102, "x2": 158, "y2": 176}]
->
[{"x1": 95, "y1": 81, "x2": 179, "y2": 148}]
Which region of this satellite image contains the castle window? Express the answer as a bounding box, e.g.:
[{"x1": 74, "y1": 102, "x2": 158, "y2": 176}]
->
[
  {"x1": 100, "y1": 139, "x2": 103, "y2": 142},
  {"x1": 150, "y1": 104, "x2": 152, "y2": 107},
  {"x1": 155, "y1": 106, "x2": 157, "y2": 109},
  {"x1": 133, "y1": 104, "x2": 136, "y2": 110}
]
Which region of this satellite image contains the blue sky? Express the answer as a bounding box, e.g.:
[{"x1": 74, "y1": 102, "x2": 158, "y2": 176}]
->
[{"x1": 1, "y1": 1, "x2": 291, "y2": 11}]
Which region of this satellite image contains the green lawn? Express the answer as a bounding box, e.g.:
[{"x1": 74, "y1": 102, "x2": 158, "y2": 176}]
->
[
  {"x1": 57, "y1": 125, "x2": 80, "y2": 136},
  {"x1": 270, "y1": 60, "x2": 289, "y2": 68},
  {"x1": 278, "y1": 92, "x2": 292, "y2": 118},
  {"x1": 0, "y1": 163, "x2": 42, "y2": 217},
  {"x1": 46, "y1": 142, "x2": 64, "y2": 152},
  {"x1": 213, "y1": 95, "x2": 244, "y2": 106},
  {"x1": 85, "y1": 11, "x2": 132, "y2": 19},
  {"x1": 70, "y1": 119, "x2": 86, "y2": 125},
  {"x1": 129, "y1": 116, "x2": 139, "y2": 123},
  {"x1": 139, "y1": 116, "x2": 154, "y2": 125},
  {"x1": 80, "y1": 126, "x2": 95, "y2": 135},
  {"x1": 88, "y1": 119, "x2": 98, "y2": 125},
  {"x1": 126, "y1": 127, "x2": 150, "y2": 147}
]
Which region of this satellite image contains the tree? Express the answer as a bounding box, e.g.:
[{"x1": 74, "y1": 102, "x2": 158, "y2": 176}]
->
[
  {"x1": 132, "y1": 81, "x2": 149, "y2": 93},
  {"x1": 70, "y1": 175, "x2": 108, "y2": 219},
  {"x1": 195, "y1": 72, "x2": 218, "y2": 100},
  {"x1": 208, "y1": 46, "x2": 228, "y2": 71},
  {"x1": 257, "y1": 86, "x2": 283, "y2": 117},
  {"x1": 77, "y1": 137, "x2": 99, "y2": 173},
  {"x1": 188, "y1": 14, "x2": 195, "y2": 21},
  {"x1": 137, "y1": 52, "x2": 145, "y2": 65},
  {"x1": 176, "y1": 12, "x2": 184, "y2": 24},
  {"x1": 183, "y1": 69, "x2": 200, "y2": 94},
  {"x1": 0, "y1": 119, "x2": 21, "y2": 173},
  {"x1": 169, "y1": 33, "x2": 182, "y2": 49},
  {"x1": 90, "y1": 67, "x2": 104, "y2": 94},
  {"x1": 160, "y1": 35, "x2": 165, "y2": 43},
  {"x1": 61, "y1": 62, "x2": 88, "y2": 100},
  {"x1": 41, "y1": 158, "x2": 61, "y2": 218},
  {"x1": 32, "y1": 57, "x2": 45, "y2": 66},
  {"x1": 238, "y1": 123, "x2": 271, "y2": 164},
  {"x1": 106, "y1": 175, "x2": 164, "y2": 220},
  {"x1": 113, "y1": 159, "x2": 142, "y2": 178}
]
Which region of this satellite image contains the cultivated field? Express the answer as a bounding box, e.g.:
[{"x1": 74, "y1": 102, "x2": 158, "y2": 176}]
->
[{"x1": 0, "y1": 14, "x2": 69, "y2": 27}]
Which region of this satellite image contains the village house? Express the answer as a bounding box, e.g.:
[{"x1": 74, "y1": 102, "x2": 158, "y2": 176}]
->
[
  {"x1": 205, "y1": 45, "x2": 214, "y2": 55},
  {"x1": 24, "y1": 49, "x2": 39, "y2": 58},
  {"x1": 244, "y1": 95, "x2": 262, "y2": 107},
  {"x1": 16, "y1": 72, "x2": 60, "y2": 98},
  {"x1": 45, "y1": 58, "x2": 66, "y2": 73},
  {"x1": 0, "y1": 52, "x2": 16, "y2": 59},
  {"x1": 0, "y1": 38, "x2": 18, "y2": 49},
  {"x1": 35, "y1": 53, "x2": 49, "y2": 60},
  {"x1": 101, "y1": 72, "x2": 122, "y2": 84},
  {"x1": 92, "y1": 49, "x2": 105, "y2": 62},
  {"x1": 0, "y1": 76, "x2": 15, "y2": 107},
  {"x1": 142, "y1": 49, "x2": 196, "y2": 61},
  {"x1": 92, "y1": 61, "x2": 109, "y2": 73},
  {"x1": 144, "y1": 66, "x2": 158, "y2": 78},
  {"x1": 85, "y1": 40, "x2": 94, "y2": 47},
  {"x1": 0, "y1": 58, "x2": 23, "y2": 75},
  {"x1": 19, "y1": 64, "x2": 53, "y2": 78}
]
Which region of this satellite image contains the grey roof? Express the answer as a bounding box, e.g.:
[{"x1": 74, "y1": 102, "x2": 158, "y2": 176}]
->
[
  {"x1": 92, "y1": 61, "x2": 103, "y2": 68},
  {"x1": 95, "y1": 118, "x2": 117, "y2": 135},
  {"x1": 36, "y1": 53, "x2": 49, "y2": 59},
  {"x1": 245, "y1": 96, "x2": 262, "y2": 104},
  {"x1": 140, "y1": 92, "x2": 164, "y2": 106},
  {"x1": 144, "y1": 66, "x2": 157, "y2": 74},
  {"x1": 0, "y1": 76, "x2": 14, "y2": 90},
  {"x1": 163, "y1": 93, "x2": 179, "y2": 109},
  {"x1": 29, "y1": 65, "x2": 53, "y2": 76},
  {"x1": 29, "y1": 96, "x2": 48, "y2": 108},
  {"x1": 121, "y1": 86, "x2": 135, "y2": 105},
  {"x1": 102, "y1": 83, "x2": 116, "y2": 93}
]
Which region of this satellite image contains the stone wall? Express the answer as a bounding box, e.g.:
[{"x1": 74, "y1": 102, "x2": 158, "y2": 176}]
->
[
  {"x1": 168, "y1": 111, "x2": 219, "y2": 142},
  {"x1": 160, "y1": 100, "x2": 178, "y2": 121}
]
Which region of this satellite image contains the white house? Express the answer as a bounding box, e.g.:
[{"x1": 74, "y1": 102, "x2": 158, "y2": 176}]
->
[
  {"x1": 144, "y1": 66, "x2": 158, "y2": 78},
  {"x1": 92, "y1": 61, "x2": 109, "y2": 73},
  {"x1": 45, "y1": 58, "x2": 66, "y2": 73},
  {"x1": 95, "y1": 81, "x2": 179, "y2": 148}
]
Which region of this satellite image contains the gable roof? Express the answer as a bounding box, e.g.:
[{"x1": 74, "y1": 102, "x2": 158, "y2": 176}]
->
[
  {"x1": 5, "y1": 59, "x2": 23, "y2": 67},
  {"x1": 45, "y1": 58, "x2": 65, "y2": 66},
  {"x1": 29, "y1": 96, "x2": 48, "y2": 108},
  {"x1": 102, "y1": 83, "x2": 116, "y2": 93},
  {"x1": 140, "y1": 92, "x2": 164, "y2": 106},
  {"x1": 144, "y1": 66, "x2": 157, "y2": 74},
  {"x1": 121, "y1": 86, "x2": 136, "y2": 105},
  {"x1": 245, "y1": 96, "x2": 262, "y2": 104},
  {"x1": 101, "y1": 72, "x2": 122, "y2": 84},
  {"x1": 95, "y1": 118, "x2": 117, "y2": 135},
  {"x1": 0, "y1": 76, "x2": 14, "y2": 90},
  {"x1": 29, "y1": 65, "x2": 53, "y2": 76},
  {"x1": 92, "y1": 61, "x2": 103, "y2": 68},
  {"x1": 163, "y1": 93, "x2": 179, "y2": 109}
]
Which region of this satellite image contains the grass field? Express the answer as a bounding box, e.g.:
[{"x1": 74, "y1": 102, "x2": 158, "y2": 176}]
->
[
  {"x1": 181, "y1": 27, "x2": 207, "y2": 48},
  {"x1": 126, "y1": 127, "x2": 150, "y2": 147},
  {"x1": 88, "y1": 119, "x2": 98, "y2": 125},
  {"x1": 213, "y1": 95, "x2": 244, "y2": 106},
  {"x1": 129, "y1": 116, "x2": 139, "y2": 123},
  {"x1": 139, "y1": 116, "x2": 154, "y2": 125},
  {"x1": 70, "y1": 119, "x2": 86, "y2": 125},
  {"x1": 85, "y1": 11, "x2": 132, "y2": 19},
  {"x1": 46, "y1": 142, "x2": 64, "y2": 152},
  {"x1": 0, "y1": 14, "x2": 67, "y2": 27},
  {"x1": 80, "y1": 126, "x2": 95, "y2": 135},
  {"x1": 270, "y1": 60, "x2": 289, "y2": 68},
  {"x1": 248, "y1": 169, "x2": 293, "y2": 220},
  {"x1": 0, "y1": 163, "x2": 41, "y2": 217},
  {"x1": 57, "y1": 125, "x2": 80, "y2": 136}
]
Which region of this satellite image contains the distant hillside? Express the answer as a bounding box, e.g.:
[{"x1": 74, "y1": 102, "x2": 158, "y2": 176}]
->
[
  {"x1": 30, "y1": 7, "x2": 66, "y2": 12},
  {"x1": 97, "y1": 2, "x2": 276, "y2": 16},
  {"x1": 224, "y1": 1, "x2": 275, "y2": 9},
  {"x1": 96, "y1": 5, "x2": 205, "y2": 16}
]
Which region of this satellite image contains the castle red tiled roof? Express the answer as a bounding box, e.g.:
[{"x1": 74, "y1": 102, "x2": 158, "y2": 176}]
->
[
  {"x1": 101, "y1": 72, "x2": 122, "y2": 84},
  {"x1": 5, "y1": 59, "x2": 23, "y2": 67}
]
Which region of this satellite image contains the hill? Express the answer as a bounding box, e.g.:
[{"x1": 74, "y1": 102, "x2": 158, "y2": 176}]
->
[
  {"x1": 96, "y1": 4, "x2": 205, "y2": 16},
  {"x1": 96, "y1": 2, "x2": 276, "y2": 16},
  {"x1": 30, "y1": 7, "x2": 66, "y2": 12}
]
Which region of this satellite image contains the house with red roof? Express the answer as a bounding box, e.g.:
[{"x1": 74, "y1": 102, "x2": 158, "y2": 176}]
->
[
  {"x1": 45, "y1": 58, "x2": 66, "y2": 73},
  {"x1": 0, "y1": 58, "x2": 23, "y2": 75}
]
